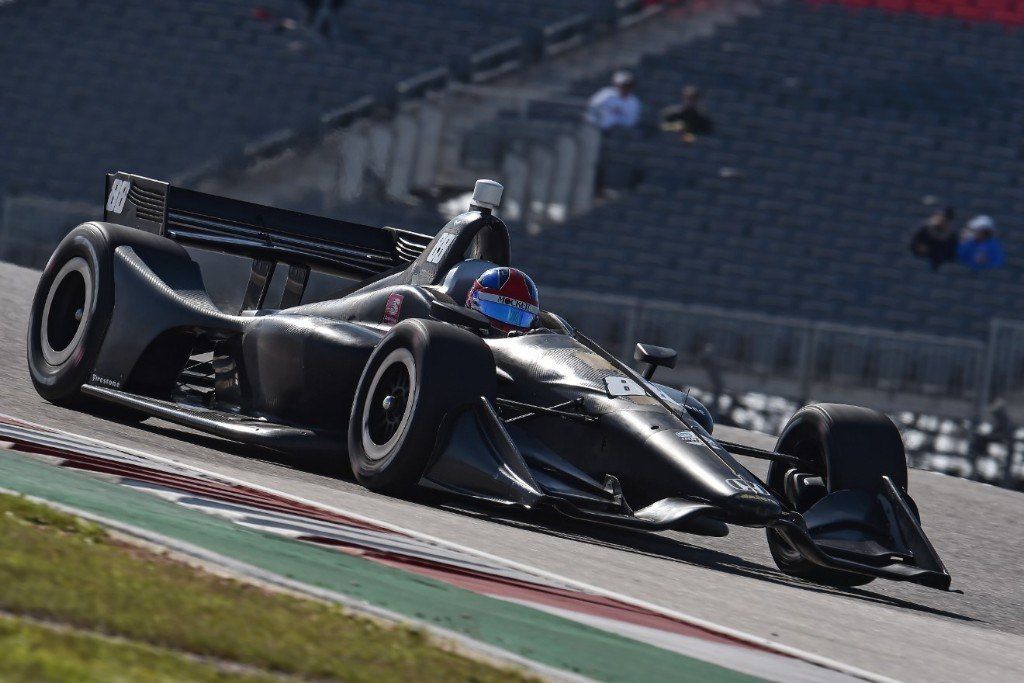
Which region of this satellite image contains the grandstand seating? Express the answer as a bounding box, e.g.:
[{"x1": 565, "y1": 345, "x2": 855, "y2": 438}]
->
[
  {"x1": 692, "y1": 386, "x2": 1024, "y2": 489},
  {"x1": 4, "y1": 1, "x2": 1022, "y2": 339},
  {"x1": 0, "y1": 0, "x2": 604, "y2": 204},
  {"x1": 515, "y1": 1, "x2": 1024, "y2": 338}
]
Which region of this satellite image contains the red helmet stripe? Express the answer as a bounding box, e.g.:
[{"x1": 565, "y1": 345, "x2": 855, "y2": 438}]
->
[{"x1": 501, "y1": 269, "x2": 534, "y2": 302}]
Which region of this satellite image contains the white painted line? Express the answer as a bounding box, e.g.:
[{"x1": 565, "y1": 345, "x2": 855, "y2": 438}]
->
[{"x1": 0, "y1": 413, "x2": 893, "y2": 682}]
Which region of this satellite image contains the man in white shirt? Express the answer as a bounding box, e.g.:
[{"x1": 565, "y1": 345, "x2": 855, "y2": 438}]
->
[{"x1": 584, "y1": 70, "x2": 641, "y2": 131}]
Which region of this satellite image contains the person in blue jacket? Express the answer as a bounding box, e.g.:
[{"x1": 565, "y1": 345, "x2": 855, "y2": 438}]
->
[{"x1": 957, "y1": 215, "x2": 1005, "y2": 271}]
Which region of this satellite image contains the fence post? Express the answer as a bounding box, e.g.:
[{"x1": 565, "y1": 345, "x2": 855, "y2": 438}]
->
[
  {"x1": 367, "y1": 123, "x2": 393, "y2": 186},
  {"x1": 411, "y1": 104, "x2": 444, "y2": 193},
  {"x1": 547, "y1": 134, "x2": 578, "y2": 222},
  {"x1": 967, "y1": 319, "x2": 1000, "y2": 477},
  {"x1": 385, "y1": 113, "x2": 418, "y2": 201},
  {"x1": 500, "y1": 152, "x2": 529, "y2": 221},
  {"x1": 976, "y1": 319, "x2": 999, "y2": 422},
  {"x1": 1001, "y1": 428, "x2": 1017, "y2": 488},
  {"x1": 797, "y1": 324, "x2": 817, "y2": 405},
  {"x1": 336, "y1": 127, "x2": 368, "y2": 203},
  {"x1": 621, "y1": 299, "x2": 640, "y2": 363},
  {"x1": 0, "y1": 195, "x2": 8, "y2": 260},
  {"x1": 571, "y1": 125, "x2": 601, "y2": 215},
  {"x1": 526, "y1": 144, "x2": 555, "y2": 228}
]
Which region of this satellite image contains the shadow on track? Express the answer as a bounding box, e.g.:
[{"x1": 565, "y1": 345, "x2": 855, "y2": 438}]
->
[
  {"x1": 438, "y1": 501, "x2": 978, "y2": 624},
  {"x1": 123, "y1": 418, "x2": 976, "y2": 625},
  {"x1": 127, "y1": 419, "x2": 355, "y2": 480}
]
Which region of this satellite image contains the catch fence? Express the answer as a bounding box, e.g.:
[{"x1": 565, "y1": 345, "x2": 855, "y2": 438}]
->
[{"x1": 542, "y1": 288, "x2": 1010, "y2": 420}]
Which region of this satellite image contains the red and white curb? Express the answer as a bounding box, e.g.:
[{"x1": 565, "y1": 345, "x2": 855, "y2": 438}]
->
[{"x1": 0, "y1": 413, "x2": 891, "y2": 683}]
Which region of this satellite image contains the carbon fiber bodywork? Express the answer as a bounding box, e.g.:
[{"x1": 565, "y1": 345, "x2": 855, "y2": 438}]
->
[{"x1": 32, "y1": 173, "x2": 951, "y2": 591}]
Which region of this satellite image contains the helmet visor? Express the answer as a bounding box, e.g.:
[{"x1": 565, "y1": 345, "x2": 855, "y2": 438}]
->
[{"x1": 476, "y1": 299, "x2": 536, "y2": 329}]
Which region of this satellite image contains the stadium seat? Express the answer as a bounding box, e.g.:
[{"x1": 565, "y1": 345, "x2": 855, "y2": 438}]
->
[{"x1": 504, "y1": 1, "x2": 1024, "y2": 338}]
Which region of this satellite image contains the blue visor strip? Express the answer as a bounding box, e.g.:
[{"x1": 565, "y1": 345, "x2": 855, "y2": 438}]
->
[{"x1": 476, "y1": 299, "x2": 536, "y2": 328}]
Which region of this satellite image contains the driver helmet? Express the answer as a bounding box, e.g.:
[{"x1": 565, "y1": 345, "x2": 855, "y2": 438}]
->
[{"x1": 466, "y1": 267, "x2": 540, "y2": 334}]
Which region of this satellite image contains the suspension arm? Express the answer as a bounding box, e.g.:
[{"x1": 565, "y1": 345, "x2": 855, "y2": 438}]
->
[
  {"x1": 717, "y1": 440, "x2": 803, "y2": 467},
  {"x1": 496, "y1": 397, "x2": 597, "y2": 424}
]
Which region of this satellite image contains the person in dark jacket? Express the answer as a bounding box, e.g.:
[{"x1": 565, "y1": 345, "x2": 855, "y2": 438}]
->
[
  {"x1": 957, "y1": 215, "x2": 1005, "y2": 271},
  {"x1": 909, "y1": 206, "x2": 958, "y2": 270},
  {"x1": 661, "y1": 86, "x2": 714, "y2": 142}
]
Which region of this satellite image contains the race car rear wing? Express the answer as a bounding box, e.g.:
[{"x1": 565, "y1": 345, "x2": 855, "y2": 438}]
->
[{"x1": 103, "y1": 172, "x2": 433, "y2": 281}]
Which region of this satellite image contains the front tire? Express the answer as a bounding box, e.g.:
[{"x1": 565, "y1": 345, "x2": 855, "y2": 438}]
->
[
  {"x1": 765, "y1": 403, "x2": 908, "y2": 588},
  {"x1": 348, "y1": 319, "x2": 496, "y2": 495}
]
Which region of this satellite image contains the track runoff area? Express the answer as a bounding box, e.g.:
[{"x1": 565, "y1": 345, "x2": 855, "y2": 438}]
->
[{"x1": 0, "y1": 413, "x2": 881, "y2": 683}]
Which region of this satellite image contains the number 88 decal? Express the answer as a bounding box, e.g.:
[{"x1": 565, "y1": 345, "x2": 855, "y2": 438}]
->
[{"x1": 106, "y1": 179, "x2": 131, "y2": 214}]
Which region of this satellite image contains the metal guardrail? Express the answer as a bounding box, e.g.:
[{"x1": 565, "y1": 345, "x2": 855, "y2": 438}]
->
[
  {"x1": 981, "y1": 318, "x2": 1024, "y2": 409},
  {"x1": 542, "y1": 287, "x2": 993, "y2": 413}
]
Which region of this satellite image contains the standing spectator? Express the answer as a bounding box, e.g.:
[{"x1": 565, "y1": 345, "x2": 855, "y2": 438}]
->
[
  {"x1": 584, "y1": 71, "x2": 642, "y2": 132},
  {"x1": 957, "y1": 215, "x2": 1005, "y2": 271},
  {"x1": 909, "y1": 206, "x2": 957, "y2": 271},
  {"x1": 660, "y1": 86, "x2": 714, "y2": 142}
]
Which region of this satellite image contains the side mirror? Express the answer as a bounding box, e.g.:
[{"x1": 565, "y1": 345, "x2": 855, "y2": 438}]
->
[
  {"x1": 430, "y1": 300, "x2": 491, "y2": 332},
  {"x1": 634, "y1": 342, "x2": 677, "y2": 380}
]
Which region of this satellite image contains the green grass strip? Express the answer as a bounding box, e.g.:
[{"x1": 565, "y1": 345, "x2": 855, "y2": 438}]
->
[
  {"x1": 0, "y1": 614, "x2": 280, "y2": 683},
  {"x1": 0, "y1": 492, "x2": 528, "y2": 682},
  {"x1": 0, "y1": 450, "x2": 764, "y2": 682}
]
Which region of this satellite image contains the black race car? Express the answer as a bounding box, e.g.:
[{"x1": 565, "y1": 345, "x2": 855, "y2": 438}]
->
[{"x1": 27, "y1": 172, "x2": 951, "y2": 590}]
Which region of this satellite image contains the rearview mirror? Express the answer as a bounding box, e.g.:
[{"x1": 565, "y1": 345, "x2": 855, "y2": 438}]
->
[
  {"x1": 430, "y1": 300, "x2": 492, "y2": 332},
  {"x1": 634, "y1": 343, "x2": 677, "y2": 380}
]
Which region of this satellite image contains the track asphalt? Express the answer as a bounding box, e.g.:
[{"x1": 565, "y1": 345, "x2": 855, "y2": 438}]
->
[{"x1": 2, "y1": 261, "x2": 1022, "y2": 681}]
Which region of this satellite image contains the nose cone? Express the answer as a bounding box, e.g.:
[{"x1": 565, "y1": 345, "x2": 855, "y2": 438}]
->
[
  {"x1": 718, "y1": 490, "x2": 785, "y2": 525},
  {"x1": 608, "y1": 419, "x2": 786, "y2": 525}
]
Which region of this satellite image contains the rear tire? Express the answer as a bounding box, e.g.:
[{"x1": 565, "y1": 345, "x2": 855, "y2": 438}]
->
[
  {"x1": 765, "y1": 403, "x2": 908, "y2": 588},
  {"x1": 27, "y1": 224, "x2": 144, "y2": 421},
  {"x1": 28, "y1": 226, "x2": 114, "y2": 406},
  {"x1": 348, "y1": 319, "x2": 496, "y2": 495}
]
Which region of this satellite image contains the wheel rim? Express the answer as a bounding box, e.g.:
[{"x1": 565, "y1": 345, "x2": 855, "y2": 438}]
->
[
  {"x1": 361, "y1": 348, "x2": 418, "y2": 462},
  {"x1": 40, "y1": 257, "x2": 93, "y2": 367}
]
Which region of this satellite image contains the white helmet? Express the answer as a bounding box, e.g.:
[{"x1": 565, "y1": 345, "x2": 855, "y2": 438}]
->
[{"x1": 967, "y1": 215, "x2": 996, "y2": 233}]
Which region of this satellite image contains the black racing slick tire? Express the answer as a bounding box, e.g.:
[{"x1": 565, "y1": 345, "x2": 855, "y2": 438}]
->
[
  {"x1": 348, "y1": 319, "x2": 496, "y2": 495},
  {"x1": 765, "y1": 403, "x2": 908, "y2": 588},
  {"x1": 27, "y1": 224, "x2": 117, "y2": 408}
]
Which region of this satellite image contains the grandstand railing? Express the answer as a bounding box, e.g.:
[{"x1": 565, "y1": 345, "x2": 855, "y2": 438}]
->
[
  {"x1": 543, "y1": 287, "x2": 991, "y2": 415},
  {"x1": 981, "y1": 318, "x2": 1024, "y2": 411}
]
